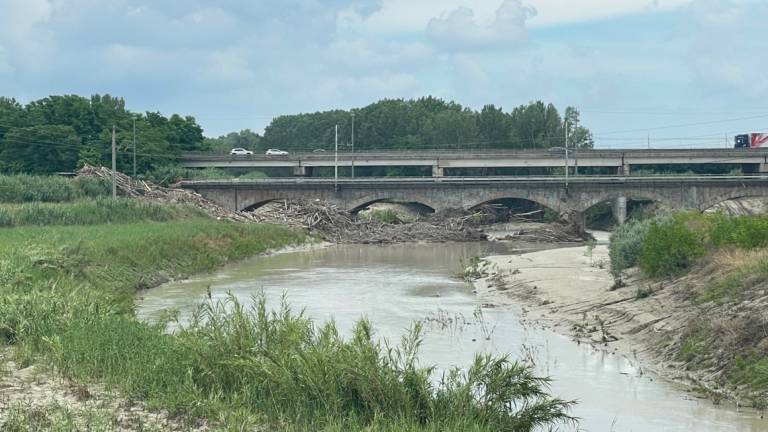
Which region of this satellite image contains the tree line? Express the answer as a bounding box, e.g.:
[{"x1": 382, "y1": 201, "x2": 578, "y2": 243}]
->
[
  {"x1": 0, "y1": 94, "x2": 205, "y2": 174},
  {"x1": 259, "y1": 97, "x2": 593, "y2": 153},
  {"x1": 0, "y1": 94, "x2": 593, "y2": 175}
]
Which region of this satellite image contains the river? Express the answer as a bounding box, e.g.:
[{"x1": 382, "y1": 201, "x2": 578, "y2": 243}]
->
[{"x1": 136, "y1": 242, "x2": 765, "y2": 431}]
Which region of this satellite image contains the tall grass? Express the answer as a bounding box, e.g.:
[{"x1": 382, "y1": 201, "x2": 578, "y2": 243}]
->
[
  {"x1": 0, "y1": 221, "x2": 575, "y2": 431},
  {"x1": 609, "y1": 212, "x2": 768, "y2": 278},
  {"x1": 0, "y1": 174, "x2": 110, "y2": 203},
  {"x1": 0, "y1": 198, "x2": 203, "y2": 227}
]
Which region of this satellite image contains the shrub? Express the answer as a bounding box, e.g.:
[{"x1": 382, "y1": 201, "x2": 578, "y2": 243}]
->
[
  {"x1": 709, "y1": 215, "x2": 768, "y2": 249},
  {"x1": 608, "y1": 216, "x2": 668, "y2": 275},
  {"x1": 638, "y1": 218, "x2": 704, "y2": 278},
  {"x1": 365, "y1": 209, "x2": 402, "y2": 224}
]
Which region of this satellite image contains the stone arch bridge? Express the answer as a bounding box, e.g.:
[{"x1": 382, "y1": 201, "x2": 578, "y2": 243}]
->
[{"x1": 179, "y1": 176, "x2": 768, "y2": 224}]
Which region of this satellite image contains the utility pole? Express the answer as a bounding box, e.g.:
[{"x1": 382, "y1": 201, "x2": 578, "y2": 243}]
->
[
  {"x1": 132, "y1": 117, "x2": 137, "y2": 177},
  {"x1": 334, "y1": 125, "x2": 339, "y2": 193},
  {"x1": 351, "y1": 113, "x2": 355, "y2": 179},
  {"x1": 111, "y1": 125, "x2": 117, "y2": 199},
  {"x1": 564, "y1": 120, "x2": 569, "y2": 191},
  {"x1": 647, "y1": 134, "x2": 650, "y2": 149}
]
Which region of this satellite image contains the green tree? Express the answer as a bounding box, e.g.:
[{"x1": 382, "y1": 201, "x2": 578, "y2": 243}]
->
[
  {"x1": 565, "y1": 107, "x2": 594, "y2": 149},
  {"x1": 0, "y1": 125, "x2": 81, "y2": 173}
]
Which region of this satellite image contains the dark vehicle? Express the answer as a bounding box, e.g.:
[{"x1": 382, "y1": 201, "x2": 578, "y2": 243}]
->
[{"x1": 735, "y1": 133, "x2": 768, "y2": 148}]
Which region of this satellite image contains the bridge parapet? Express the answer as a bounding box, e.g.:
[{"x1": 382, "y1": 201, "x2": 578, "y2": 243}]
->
[{"x1": 181, "y1": 176, "x2": 768, "y2": 225}]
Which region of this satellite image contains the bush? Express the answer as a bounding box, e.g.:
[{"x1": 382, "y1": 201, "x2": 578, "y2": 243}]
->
[
  {"x1": 365, "y1": 209, "x2": 402, "y2": 224},
  {"x1": 608, "y1": 216, "x2": 669, "y2": 275},
  {"x1": 638, "y1": 218, "x2": 704, "y2": 278},
  {"x1": 709, "y1": 215, "x2": 768, "y2": 249}
]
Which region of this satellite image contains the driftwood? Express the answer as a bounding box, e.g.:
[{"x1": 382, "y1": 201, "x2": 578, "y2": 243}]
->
[
  {"x1": 77, "y1": 165, "x2": 255, "y2": 222},
  {"x1": 76, "y1": 165, "x2": 586, "y2": 244},
  {"x1": 248, "y1": 199, "x2": 487, "y2": 244}
]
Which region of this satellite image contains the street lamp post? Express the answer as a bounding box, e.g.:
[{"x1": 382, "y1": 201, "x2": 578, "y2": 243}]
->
[
  {"x1": 334, "y1": 125, "x2": 339, "y2": 193},
  {"x1": 351, "y1": 113, "x2": 355, "y2": 179},
  {"x1": 564, "y1": 120, "x2": 569, "y2": 191}
]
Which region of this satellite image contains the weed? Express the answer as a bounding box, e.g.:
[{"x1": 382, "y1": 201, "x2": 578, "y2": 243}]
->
[{"x1": 635, "y1": 286, "x2": 653, "y2": 299}]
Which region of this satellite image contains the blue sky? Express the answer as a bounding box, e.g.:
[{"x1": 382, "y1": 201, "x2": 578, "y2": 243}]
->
[{"x1": 0, "y1": 0, "x2": 766, "y2": 147}]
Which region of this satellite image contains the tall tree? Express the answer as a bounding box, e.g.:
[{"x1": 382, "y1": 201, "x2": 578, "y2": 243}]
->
[{"x1": 0, "y1": 125, "x2": 81, "y2": 173}]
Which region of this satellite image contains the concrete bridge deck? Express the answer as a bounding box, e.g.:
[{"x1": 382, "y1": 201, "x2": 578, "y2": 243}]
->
[
  {"x1": 181, "y1": 148, "x2": 768, "y2": 176},
  {"x1": 180, "y1": 175, "x2": 768, "y2": 225}
]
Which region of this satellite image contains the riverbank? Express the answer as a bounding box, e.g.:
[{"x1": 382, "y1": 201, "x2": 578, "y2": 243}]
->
[
  {"x1": 471, "y1": 239, "x2": 768, "y2": 409},
  {"x1": 0, "y1": 217, "x2": 577, "y2": 431},
  {"x1": 0, "y1": 220, "x2": 307, "y2": 430}
]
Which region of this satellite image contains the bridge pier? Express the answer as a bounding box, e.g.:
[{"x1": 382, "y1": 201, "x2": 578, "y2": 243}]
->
[
  {"x1": 619, "y1": 163, "x2": 631, "y2": 176},
  {"x1": 293, "y1": 166, "x2": 313, "y2": 177},
  {"x1": 612, "y1": 196, "x2": 627, "y2": 225},
  {"x1": 432, "y1": 166, "x2": 444, "y2": 177}
]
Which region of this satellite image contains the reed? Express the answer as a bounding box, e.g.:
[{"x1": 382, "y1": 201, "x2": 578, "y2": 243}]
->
[{"x1": 0, "y1": 198, "x2": 203, "y2": 227}]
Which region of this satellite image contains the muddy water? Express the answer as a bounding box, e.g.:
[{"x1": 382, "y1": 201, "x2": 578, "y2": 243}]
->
[{"x1": 136, "y1": 243, "x2": 765, "y2": 432}]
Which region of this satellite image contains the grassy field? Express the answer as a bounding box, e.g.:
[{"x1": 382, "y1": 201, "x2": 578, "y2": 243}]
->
[
  {"x1": 0, "y1": 198, "x2": 206, "y2": 227},
  {"x1": 0, "y1": 217, "x2": 574, "y2": 431},
  {"x1": 0, "y1": 174, "x2": 111, "y2": 203}
]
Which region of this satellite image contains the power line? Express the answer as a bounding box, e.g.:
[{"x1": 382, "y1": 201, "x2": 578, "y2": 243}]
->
[{"x1": 594, "y1": 114, "x2": 768, "y2": 135}]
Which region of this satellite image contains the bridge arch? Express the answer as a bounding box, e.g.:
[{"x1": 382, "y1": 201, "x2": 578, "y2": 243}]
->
[
  {"x1": 699, "y1": 191, "x2": 768, "y2": 212},
  {"x1": 241, "y1": 198, "x2": 285, "y2": 212},
  {"x1": 348, "y1": 194, "x2": 438, "y2": 214},
  {"x1": 464, "y1": 191, "x2": 564, "y2": 214},
  {"x1": 574, "y1": 191, "x2": 679, "y2": 213}
]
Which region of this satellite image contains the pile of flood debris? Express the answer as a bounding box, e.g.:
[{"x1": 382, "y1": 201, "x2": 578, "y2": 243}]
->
[
  {"x1": 77, "y1": 165, "x2": 253, "y2": 222},
  {"x1": 488, "y1": 210, "x2": 590, "y2": 243},
  {"x1": 247, "y1": 199, "x2": 487, "y2": 243},
  {"x1": 76, "y1": 165, "x2": 588, "y2": 244}
]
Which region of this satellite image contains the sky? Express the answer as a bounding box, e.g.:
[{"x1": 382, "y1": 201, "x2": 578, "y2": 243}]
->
[{"x1": 0, "y1": 0, "x2": 767, "y2": 148}]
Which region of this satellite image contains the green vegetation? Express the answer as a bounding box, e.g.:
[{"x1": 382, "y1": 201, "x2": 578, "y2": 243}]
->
[
  {"x1": 1, "y1": 218, "x2": 574, "y2": 430},
  {"x1": 364, "y1": 209, "x2": 402, "y2": 224},
  {"x1": 610, "y1": 212, "x2": 768, "y2": 399},
  {"x1": 146, "y1": 165, "x2": 267, "y2": 186},
  {"x1": 709, "y1": 215, "x2": 768, "y2": 249},
  {"x1": 0, "y1": 174, "x2": 110, "y2": 203},
  {"x1": 262, "y1": 98, "x2": 592, "y2": 152},
  {"x1": 638, "y1": 217, "x2": 705, "y2": 278},
  {"x1": 608, "y1": 216, "x2": 664, "y2": 276},
  {"x1": 611, "y1": 212, "x2": 768, "y2": 279},
  {"x1": 0, "y1": 198, "x2": 202, "y2": 227},
  {"x1": 731, "y1": 354, "x2": 768, "y2": 393},
  {"x1": 0, "y1": 95, "x2": 205, "y2": 175}
]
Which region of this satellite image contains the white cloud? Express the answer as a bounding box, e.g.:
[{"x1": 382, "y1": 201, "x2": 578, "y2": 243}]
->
[
  {"x1": 202, "y1": 48, "x2": 255, "y2": 83},
  {"x1": 685, "y1": 0, "x2": 768, "y2": 98},
  {"x1": 328, "y1": 39, "x2": 435, "y2": 70},
  {"x1": 426, "y1": 0, "x2": 536, "y2": 51},
  {"x1": 344, "y1": 0, "x2": 692, "y2": 35},
  {"x1": 0, "y1": 0, "x2": 52, "y2": 39}
]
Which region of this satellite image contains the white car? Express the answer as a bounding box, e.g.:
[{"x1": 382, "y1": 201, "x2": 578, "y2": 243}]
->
[
  {"x1": 229, "y1": 148, "x2": 253, "y2": 155},
  {"x1": 265, "y1": 148, "x2": 289, "y2": 155}
]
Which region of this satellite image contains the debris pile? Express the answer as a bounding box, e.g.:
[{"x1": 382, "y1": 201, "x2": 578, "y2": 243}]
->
[
  {"x1": 248, "y1": 200, "x2": 486, "y2": 243},
  {"x1": 76, "y1": 165, "x2": 588, "y2": 244},
  {"x1": 484, "y1": 210, "x2": 591, "y2": 243},
  {"x1": 76, "y1": 165, "x2": 252, "y2": 222}
]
